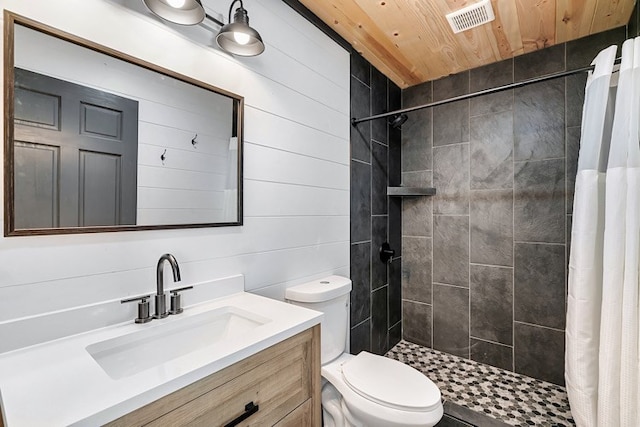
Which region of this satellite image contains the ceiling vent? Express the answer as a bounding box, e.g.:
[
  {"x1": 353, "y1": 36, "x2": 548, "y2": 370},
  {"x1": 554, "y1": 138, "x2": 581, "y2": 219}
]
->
[{"x1": 446, "y1": 0, "x2": 495, "y2": 33}]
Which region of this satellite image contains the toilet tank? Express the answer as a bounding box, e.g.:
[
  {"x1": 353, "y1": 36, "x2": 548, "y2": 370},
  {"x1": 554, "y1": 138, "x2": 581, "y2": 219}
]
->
[{"x1": 285, "y1": 276, "x2": 352, "y2": 365}]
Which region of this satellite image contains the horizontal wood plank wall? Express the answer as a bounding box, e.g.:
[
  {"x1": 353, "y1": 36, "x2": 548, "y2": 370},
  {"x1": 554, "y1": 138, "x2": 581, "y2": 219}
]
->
[{"x1": 0, "y1": 0, "x2": 350, "y2": 321}]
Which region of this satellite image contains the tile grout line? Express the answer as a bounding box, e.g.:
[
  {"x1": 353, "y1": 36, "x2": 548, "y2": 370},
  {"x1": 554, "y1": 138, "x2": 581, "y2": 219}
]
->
[
  {"x1": 511, "y1": 56, "x2": 516, "y2": 372},
  {"x1": 467, "y1": 74, "x2": 472, "y2": 362},
  {"x1": 430, "y1": 79, "x2": 435, "y2": 350}
]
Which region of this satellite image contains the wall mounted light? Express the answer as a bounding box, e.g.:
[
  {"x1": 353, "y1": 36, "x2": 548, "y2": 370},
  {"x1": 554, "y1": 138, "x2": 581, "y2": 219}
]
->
[
  {"x1": 142, "y1": 0, "x2": 265, "y2": 56},
  {"x1": 216, "y1": 0, "x2": 265, "y2": 57},
  {"x1": 142, "y1": 0, "x2": 206, "y2": 25}
]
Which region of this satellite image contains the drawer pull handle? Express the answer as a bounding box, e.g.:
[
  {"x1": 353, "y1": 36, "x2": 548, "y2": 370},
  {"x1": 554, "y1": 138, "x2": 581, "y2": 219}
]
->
[{"x1": 224, "y1": 401, "x2": 259, "y2": 427}]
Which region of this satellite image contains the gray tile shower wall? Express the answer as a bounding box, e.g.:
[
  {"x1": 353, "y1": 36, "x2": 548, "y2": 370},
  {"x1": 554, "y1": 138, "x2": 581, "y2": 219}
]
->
[
  {"x1": 349, "y1": 52, "x2": 402, "y2": 356},
  {"x1": 399, "y1": 25, "x2": 629, "y2": 385}
]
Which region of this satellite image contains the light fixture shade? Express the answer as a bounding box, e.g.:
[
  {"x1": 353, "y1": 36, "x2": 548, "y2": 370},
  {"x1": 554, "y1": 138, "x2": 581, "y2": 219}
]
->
[
  {"x1": 143, "y1": 0, "x2": 205, "y2": 25},
  {"x1": 216, "y1": 7, "x2": 265, "y2": 56}
]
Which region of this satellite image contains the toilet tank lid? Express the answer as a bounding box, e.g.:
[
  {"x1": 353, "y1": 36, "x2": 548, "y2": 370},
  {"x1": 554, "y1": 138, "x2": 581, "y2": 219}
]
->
[{"x1": 285, "y1": 275, "x2": 352, "y2": 303}]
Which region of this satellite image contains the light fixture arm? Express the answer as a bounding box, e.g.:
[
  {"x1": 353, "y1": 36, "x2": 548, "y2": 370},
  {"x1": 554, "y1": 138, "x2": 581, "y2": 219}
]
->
[
  {"x1": 142, "y1": 0, "x2": 263, "y2": 56},
  {"x1": 228, "y1": 0, "x2": 244, "y2": 23},
  {"x1": 204, "y1": 13, "x2": 224, "y2": 27}
]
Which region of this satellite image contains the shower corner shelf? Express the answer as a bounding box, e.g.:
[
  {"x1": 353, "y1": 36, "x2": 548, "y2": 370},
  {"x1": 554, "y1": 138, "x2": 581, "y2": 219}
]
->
[{"x1": 387, "y1": 187, "x2": 436, "y2": 197}]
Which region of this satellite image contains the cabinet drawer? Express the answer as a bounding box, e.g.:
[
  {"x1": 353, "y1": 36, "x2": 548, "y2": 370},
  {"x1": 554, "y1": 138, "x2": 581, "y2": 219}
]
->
[
  {"x1": 146, "y1": 339, "x2": 310, "y2": 426},
  {"x1": 274, "y1": 399, "x2": 313, "y2": 427}
]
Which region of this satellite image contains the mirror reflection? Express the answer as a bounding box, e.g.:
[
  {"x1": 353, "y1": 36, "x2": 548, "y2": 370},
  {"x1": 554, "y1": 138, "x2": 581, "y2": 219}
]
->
[{"x1": 6, "y1": 18, "x2": 243, "y2": 235}]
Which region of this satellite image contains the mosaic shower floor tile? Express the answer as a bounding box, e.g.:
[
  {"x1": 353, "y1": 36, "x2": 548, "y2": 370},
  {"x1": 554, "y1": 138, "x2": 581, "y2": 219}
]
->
[{"x1": 386, "y1": 340, "x2": 575, "y2": 426}]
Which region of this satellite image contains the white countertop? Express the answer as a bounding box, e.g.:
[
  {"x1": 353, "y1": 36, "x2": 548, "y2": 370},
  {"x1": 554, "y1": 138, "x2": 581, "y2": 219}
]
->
[{"x1": 0, "y1": 286, "x2": 322, "y2": 426}]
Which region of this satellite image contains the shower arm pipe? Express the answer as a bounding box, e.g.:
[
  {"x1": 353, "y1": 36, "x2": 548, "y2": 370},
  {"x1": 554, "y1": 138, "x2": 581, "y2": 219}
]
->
[{"x1": 351, "y1": 57, "x2": 622, "y2": 126}]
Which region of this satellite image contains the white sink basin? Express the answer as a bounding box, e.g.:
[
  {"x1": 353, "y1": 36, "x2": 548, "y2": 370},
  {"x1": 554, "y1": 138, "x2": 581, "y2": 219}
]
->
[{"x1": 86, "y1": 306, "x2": 270, "y2": 380}]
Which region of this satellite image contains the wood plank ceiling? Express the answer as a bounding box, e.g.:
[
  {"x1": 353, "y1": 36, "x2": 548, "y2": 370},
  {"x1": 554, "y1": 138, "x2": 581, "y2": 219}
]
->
[{"x1": 299, "y1": 0, "x2": 636, "y2": 88}]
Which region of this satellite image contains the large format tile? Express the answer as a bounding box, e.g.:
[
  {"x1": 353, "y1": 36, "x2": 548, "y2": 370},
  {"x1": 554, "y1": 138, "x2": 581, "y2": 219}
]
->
[
  {"x1": 433, "y1": 284, "x2": 470, "y2": 358},
  {"x1": 514, "y1": 243, "x2": 566, "y2": 330},
  {"x1": 469, "y1": 60, "x2": 513, "y2": 117},
  {"x1": 402, "y1": 236, "x2": 432, "y2": 304},
  {"x1": 566, "y1": 73, "x2": 587, "y2": 128},
  {"x1": 350, "y1": 52, "x2": 370, "y2": 86},
  {"x1": 470, "y1": 264, "x2": 513, "y2": 345},
  {"x1": 470, "y1": 338, "x2": 513, "y2": 371},
  {"x1": 350, "y1": 76, "x2": 371, "y2": 163},
  {"x1": 371, "y1": 67, "x2": 388, "y2": 145},
  {"x1": 433, "y1": 215, "x2": 470, "y2": 287},
  {"x1": 371, "y1": 141, "x2": 388, "y2": 215},
  {"x1": 514, "y1": 322, "x2": 565, "y2": 386},
  {"x1": 350, "y1": 242, "x2": 371, "y2": 327},
  {"x1": 566, "y1": 126, "x2": 581, "y2": 215},
  {"x1": 514, "y1": 44, "x2": 565, "y2": 81},
  {"x1": 371, "y1": 286, "x2": 389, "y2": 355},
  {"x1": 388, "y1": 321, "x2": 402, "y2": 350},
  {"x1": 403, "y1": 300, "x2": 432, "y2": 347},
  {"x1": 404, "y1": 80, "x2": 432, "y2": 108},
  {"x1": 470, "y1": 58, "x2": 513, "y2": 92},
  {"x1": 433, "y1": 100, "x2": 470, "y2": 146},
  {"x1": 402, "y1": 171, "x2": 432, "y2": 237},
  {"x1": 389, "y1": 80, "x2": 402, "y2": 185},
  {"x1": 350, "y1": 160, "x2": 371, "y2": 243},
  {"x1": 630, "y1": 4, "x2": 639, "y2": 39},
  {"x1": 470, "y1": 111, "x2": 513, "y2": 190},
  {"x1": 470, "y1": 90, "x2": 513, "y2": 117},
  {"x1": 433, "y1": 143, "x2": 470, "y2": 215},
  {"x1": 350, "y1": 318, "x2": 370, "y2": 354},
  {"x1": 434, "y1": 71, "x2": 470, "y2": 101},
  {"x1": 388, "y1": 256, "x2": 402, "y2": 326},
  {"x1": 566, "y1": 27, "x2": 626, "y2": 69},
  {"x1": 371, "y1": 215, "x2": 388, "y2": 291},
  {"x1": 402, "y1": 108, "x2": 432, "y2": 172},
  {"x1": 470, "y1": 190, "x2": 513, "y2": 267},
  {"x1": 567, "y1": 214, "x2": 573, "y2": 263},
  {"x1": 389, "y1": 196, "x2": 402, "y2": 257},
  {"x1": 514, "y1": 159, "x2": 565, "y2": 244},
  {"x1": 469, "y1": 59, "x2": 513, "y2": 118},
  {"x1": 514, "y1": 79, "x2": 565, "y2": 162},
  {"x1": 433, "y1": 70, "x2": 470, "y2": 147}
]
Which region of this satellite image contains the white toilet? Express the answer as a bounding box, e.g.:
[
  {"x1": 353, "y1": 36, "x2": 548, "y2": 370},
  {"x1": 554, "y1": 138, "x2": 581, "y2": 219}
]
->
[{"x1": 285, "y1": 276, "x2": 443, "y2": 427}]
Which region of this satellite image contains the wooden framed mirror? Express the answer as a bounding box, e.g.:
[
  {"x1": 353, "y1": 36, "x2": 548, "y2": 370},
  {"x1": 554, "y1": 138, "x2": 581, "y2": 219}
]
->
[{"x1": 4, "y1": 11, "x2": 243, "y2": 236}]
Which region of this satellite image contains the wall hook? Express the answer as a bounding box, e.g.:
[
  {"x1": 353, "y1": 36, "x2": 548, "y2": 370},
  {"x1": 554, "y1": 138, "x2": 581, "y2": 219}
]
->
[
  {"x1": 161, "y1": 149, "x2": 167, "y2": 165},
  {"x1": 191, "y1": 134, "x2": 198, "y2": 148}
]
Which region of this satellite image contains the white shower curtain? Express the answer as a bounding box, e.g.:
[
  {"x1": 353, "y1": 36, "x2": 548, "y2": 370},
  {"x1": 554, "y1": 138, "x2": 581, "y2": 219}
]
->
[{"x1": 566, "y1": 38, "x2": 640, "y2": 427}]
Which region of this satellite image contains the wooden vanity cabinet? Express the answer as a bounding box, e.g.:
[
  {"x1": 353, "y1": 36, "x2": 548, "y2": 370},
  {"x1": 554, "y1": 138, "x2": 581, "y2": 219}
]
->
[{"x1": 106, "y1": 325, "x2": 321, "y2": 427}]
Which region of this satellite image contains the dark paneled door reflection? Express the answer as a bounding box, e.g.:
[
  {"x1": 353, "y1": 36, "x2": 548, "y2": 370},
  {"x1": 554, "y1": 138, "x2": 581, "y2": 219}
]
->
[{"x1": 13, "y1": 68, "x2": 138, "y2": 228}]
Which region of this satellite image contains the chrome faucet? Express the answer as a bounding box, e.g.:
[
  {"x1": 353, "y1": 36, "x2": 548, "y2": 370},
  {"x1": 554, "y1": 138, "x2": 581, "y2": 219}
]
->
[{"x1": 154, "y1": 253, "x2": 181, "y2": 319}]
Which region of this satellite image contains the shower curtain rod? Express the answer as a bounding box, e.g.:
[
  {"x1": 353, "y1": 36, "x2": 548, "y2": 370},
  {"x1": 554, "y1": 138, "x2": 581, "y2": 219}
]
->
[{"x1": 351, "y1": 57, "x2": 623, "y2": 126}]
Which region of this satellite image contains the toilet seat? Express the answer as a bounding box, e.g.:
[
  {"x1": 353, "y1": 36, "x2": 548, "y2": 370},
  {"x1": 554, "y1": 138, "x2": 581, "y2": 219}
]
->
[{"x1": 341, "y1": 352, "x2": 441, "y2": 412}]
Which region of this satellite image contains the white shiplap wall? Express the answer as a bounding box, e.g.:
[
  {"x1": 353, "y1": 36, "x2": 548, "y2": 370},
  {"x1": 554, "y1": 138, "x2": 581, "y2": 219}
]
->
[{"x1": 0, "y1": 0, "x2": 350, "y2": 322}]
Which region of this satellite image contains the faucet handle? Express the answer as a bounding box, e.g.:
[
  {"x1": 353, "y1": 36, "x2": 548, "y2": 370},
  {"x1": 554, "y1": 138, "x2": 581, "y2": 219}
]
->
[
  {"x1": 121, "y1": 295, "x2": 152, "y2": 324},
  {"x1": 168, "y1": 286, "x2": 194, "y2": 315}
]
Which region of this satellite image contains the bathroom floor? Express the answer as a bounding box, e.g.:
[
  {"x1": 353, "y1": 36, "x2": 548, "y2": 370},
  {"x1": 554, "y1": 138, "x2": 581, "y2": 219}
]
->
[{"x1": 386, "y1": 341, "x2": 575, "y2": 426}]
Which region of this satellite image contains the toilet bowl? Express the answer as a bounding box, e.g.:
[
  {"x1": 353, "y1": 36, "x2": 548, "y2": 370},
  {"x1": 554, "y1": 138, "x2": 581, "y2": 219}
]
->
[{"x1": 285, "y1": 276, "x2": 443, "y2": 427}]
